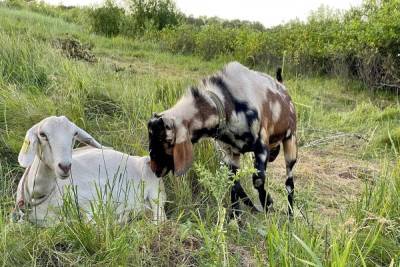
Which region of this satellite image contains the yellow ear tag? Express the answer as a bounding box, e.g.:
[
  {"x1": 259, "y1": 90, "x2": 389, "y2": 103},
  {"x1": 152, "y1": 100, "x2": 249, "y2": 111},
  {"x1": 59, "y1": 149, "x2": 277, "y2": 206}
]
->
[{"x1": 21, "y1": 139, "x2": 30, "y2": 153}]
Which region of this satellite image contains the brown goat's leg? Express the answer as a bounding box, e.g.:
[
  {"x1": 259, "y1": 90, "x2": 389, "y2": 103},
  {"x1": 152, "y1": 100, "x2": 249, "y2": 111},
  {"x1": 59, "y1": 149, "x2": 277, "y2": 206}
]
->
[
  {"x1": 253, "y1": 139, "x2": 273, "y2": 213},
  {"x1": 283, "y1": 134, "x2": 298, "y2": 216},
  {"x1": 229, "y1": 164, "x2": 242, "y2": 219},
  {"x1": 229, "y1": 165, "x2": 256, "y2": 219}
]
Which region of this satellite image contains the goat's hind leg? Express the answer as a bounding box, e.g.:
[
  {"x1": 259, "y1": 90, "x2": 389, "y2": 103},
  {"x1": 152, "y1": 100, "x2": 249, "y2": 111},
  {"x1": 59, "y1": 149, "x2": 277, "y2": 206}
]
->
[
  {"x1": 283, "y1": 134, "x2": 297, "y2": 216},
  {"x1": 253, "y1": 138, "x2": 273, "y2": 213}
]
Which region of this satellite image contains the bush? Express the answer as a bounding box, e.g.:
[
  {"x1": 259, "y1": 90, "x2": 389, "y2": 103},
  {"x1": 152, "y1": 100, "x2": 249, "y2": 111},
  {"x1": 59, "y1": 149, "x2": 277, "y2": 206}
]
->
[
  {"x1": 89, "y1": 1, "x2": 124, "y2": 36},
  {"x1": 233, "y1": 28, "x2": 270, "y2": 66},
  {"x1": 195, "y1": 24, "x2": 235, "y2": 60},
  {"x1": 159, "y1": 24, "x2": 197, "y2": 54},
  {"x1": 127, "y1": 0, "x2": 181, "y2": 33},
  {"x1": 8, "y1": 0, "x2": 400, "y2": 91}
]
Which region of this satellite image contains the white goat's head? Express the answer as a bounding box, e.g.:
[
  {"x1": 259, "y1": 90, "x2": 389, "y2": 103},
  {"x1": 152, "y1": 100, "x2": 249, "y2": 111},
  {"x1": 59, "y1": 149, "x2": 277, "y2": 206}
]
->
[{"x1": 18, "y1": 116, "x2": 102, "y2": 179}]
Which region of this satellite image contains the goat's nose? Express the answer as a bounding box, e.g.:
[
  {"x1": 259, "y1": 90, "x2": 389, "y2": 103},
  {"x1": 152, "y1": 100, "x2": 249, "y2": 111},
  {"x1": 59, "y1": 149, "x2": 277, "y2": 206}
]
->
[{"x1": 58, "y1": 163, "x2": 71, "y2": 174}]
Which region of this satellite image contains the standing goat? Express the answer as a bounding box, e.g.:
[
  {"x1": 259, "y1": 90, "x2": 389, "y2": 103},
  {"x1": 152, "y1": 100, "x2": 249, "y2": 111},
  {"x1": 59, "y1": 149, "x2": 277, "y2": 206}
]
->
[
  {"x1": 13, "y1": 116, "x2": 166, "y2": 225},
  {"x1": 148, "y1": 62, "x2": 297, "y2": 218}
]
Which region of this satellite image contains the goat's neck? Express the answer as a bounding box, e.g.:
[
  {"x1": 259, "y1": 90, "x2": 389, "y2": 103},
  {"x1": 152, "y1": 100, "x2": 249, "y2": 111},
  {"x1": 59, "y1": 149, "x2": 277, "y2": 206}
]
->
[
  {"x1": 167, "y1": 92, "x2": 220, "y2": 142},
  {"x1": 26, "y1": 156, "x2": 57, "y2": 199}
]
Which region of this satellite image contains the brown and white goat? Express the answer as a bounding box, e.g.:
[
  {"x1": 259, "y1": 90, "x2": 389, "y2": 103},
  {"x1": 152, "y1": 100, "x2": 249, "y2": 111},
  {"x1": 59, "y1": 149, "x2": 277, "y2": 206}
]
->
[{"x1": 148, "y1": 62, "x2": 297, "y2": 217}]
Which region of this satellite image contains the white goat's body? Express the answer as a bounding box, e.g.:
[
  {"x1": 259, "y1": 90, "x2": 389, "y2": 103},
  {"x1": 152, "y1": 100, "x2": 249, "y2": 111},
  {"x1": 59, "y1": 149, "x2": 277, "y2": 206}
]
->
[{"x1": 17, "y1": 147, "x2": 166, "y2": 225}]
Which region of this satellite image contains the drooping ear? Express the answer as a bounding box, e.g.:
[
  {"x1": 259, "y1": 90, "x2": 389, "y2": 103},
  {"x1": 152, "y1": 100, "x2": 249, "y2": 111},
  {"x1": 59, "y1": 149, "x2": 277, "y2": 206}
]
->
[
  {"x1": 18, "y1": 123, "x2": 40, "y2": 168},
  {"x1": 73, "y1": 123, "x2": 102, "y2": 148},
  {"x1": 173, "y1": 139, "x2": 193, "y2": 176}
]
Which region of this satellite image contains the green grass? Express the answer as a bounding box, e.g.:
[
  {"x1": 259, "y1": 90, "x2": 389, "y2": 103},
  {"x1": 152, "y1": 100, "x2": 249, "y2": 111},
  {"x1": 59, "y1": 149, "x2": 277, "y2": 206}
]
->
[{"x1": 0, "y1": 7, "x2": 399, "y2": 266}]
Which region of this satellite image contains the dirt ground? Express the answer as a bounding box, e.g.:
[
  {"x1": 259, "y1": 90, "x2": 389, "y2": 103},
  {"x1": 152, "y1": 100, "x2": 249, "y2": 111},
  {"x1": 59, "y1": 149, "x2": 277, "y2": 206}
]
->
[{"x1": 267, "y1": 136, "x2": 379, "y2": 220}]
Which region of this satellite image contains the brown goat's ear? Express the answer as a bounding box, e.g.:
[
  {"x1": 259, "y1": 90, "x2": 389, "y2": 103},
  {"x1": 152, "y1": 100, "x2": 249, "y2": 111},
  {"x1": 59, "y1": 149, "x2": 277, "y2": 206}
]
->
[{"x1": 173, "y1": 139, "x2": 193, "y2": 176}]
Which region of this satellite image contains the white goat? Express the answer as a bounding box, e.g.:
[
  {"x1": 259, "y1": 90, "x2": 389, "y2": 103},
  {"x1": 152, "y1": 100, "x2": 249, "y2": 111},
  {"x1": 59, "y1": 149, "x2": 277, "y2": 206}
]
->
[{"x1": 13, "y1": 116, "x2": 166, "y2": 225}]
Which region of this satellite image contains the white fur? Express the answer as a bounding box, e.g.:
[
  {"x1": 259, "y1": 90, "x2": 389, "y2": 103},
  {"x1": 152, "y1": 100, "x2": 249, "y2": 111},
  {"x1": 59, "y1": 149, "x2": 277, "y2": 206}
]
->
[
  {"x1": 164, "y1": 94, "x2": 198, "y2": 124},
  {"x1": 204, "y1": 115, "x2": 219, "y2": 128},
  {"x1": 286, "y1": 129, "x2": 292, "y2": 138},
  {"x1": 290, "y1": 102, "x2": 295, "y2": 113},
  {"x1": 228, "y1": 111, "x2": 248, "y2": 135},
  {"x1": 270, "y1": 101, "x2": 282, "y2": 123},
  {"x1": 15, "y1": 116, "x2": 166, "y2": 225},
  {"x1": 221, "y1": 62, "x2": 281, "y2": 108},
  {"x1": 258, "y1": 152, "x2": 267, "y2": 162}
]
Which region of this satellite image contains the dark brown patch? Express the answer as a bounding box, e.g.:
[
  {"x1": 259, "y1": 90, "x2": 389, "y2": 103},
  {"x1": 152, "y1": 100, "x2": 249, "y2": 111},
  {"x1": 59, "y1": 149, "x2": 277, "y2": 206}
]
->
[
  {"x1": 191, "y1": 90, "x2": 216, "y2": 123},
  {"x1": 261, "y1": 89, "x2": 296, "y2": 148},
  {"x1": 269, "y1": 133, "x2": 287, "y2": 145},
  {"x1": 208, "y1": 75, "x2": 234, "y2": 121}
]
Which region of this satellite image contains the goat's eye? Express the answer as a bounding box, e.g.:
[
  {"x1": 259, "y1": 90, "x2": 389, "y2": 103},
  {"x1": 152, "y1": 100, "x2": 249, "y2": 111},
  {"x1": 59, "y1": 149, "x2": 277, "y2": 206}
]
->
[
  {"x1": 74, "y1": 132, "x2": 78, "y2": 136},
  {"x1": 165, "y1": 124, "x2": 171, "y2": 130},
  {"x1": 39, "y1": 132, "x2": 47, "y2": 139}
]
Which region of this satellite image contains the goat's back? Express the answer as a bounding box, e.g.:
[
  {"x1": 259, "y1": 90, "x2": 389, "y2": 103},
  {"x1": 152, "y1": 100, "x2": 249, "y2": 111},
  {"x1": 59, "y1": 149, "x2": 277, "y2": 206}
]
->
[
  {"x1": 219, "y1": 62, "x2": 296, "y2": 147},
  {"x1": 72, "y1": 148, "x2": 154, "y2": 181},
  {"x1": 70, "y1": 148, "x2": 158, "y2": 206}
]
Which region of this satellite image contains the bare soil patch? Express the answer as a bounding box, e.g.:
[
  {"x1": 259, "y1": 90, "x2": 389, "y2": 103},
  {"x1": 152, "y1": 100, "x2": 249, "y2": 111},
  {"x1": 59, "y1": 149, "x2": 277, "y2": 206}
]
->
[{"x1": 267, "y1": 143, "x2": 379, "y2": 220}]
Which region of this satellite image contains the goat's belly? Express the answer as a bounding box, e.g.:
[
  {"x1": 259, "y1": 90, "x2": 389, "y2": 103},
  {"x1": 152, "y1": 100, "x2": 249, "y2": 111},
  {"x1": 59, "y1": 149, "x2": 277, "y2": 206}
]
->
[{"x1": 25, "y1": 181, "x2": 150, "y2": 225}]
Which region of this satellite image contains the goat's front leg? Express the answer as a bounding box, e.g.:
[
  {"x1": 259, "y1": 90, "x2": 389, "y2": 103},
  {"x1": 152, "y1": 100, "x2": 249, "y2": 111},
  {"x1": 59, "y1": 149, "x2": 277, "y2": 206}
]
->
[
  {"x1": 148, "y1": 184, "x2": 167, "y2": 224},
  {"x1": 229, "y1": 164, "x2": 257, "y2": 219},
  {"x1": 149, "y1": 197, "x2": 166, "y2": 224},
  {"x1": 253, "y1": 139, "x2": 273, "y2": 212}
]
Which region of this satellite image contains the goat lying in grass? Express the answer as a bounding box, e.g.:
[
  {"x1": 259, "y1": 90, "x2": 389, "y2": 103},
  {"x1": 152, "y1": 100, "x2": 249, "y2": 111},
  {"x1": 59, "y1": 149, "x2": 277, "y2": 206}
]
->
[
  {"x1": 148, "y1": 62, "x2": 297, "y2": 218},
  {"x1": 13, "y1": 116, "x2": 166, "y2": 225}
]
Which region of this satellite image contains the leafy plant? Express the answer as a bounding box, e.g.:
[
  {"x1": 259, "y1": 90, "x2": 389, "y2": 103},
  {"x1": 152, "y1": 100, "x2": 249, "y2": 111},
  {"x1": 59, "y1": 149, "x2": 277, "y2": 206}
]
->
[{"x1": 89, "y1": 0, "x2": 124, "y2": 36}]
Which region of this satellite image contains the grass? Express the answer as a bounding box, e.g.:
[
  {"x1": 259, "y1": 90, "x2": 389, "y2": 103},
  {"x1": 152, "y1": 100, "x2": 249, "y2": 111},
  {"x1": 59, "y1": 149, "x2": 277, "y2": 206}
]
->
[{"x1": 0, "y1": 6, "x2": 399, "y2": 266}]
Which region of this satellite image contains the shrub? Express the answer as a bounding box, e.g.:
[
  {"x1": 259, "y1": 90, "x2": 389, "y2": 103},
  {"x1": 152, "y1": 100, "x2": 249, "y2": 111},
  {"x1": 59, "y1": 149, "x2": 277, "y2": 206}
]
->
[
  {"x1": 6, "y1": 0, "x2": 400, "y2": 91},
  {"x1": 127, "y1": 0, "x2": 181, "y2": 33},
  {"x1": 233, "y1": 27, "x2": 269, "y2": 66},
  {"x1": 159, "y1": 24, "x2": 197, "y2": 54},
  {"x1": 89, "y1": 0, "x2": 124, "y2": 36},
  {"x1": 195, "y1": 24, "x2": 235, "y2": 60}
]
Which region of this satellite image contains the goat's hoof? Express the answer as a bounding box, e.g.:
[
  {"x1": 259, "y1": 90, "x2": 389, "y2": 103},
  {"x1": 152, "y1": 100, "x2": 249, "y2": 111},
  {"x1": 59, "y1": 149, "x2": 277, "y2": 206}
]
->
[
  {"x1": 266, "y1": 205, "x2": 275, "y2": 213},
  {"x1": 250, "y1": 207, "x2": 259, "y2": 214},
  {"x1": 228, "y1": 213, "x2": 246, "y2": 229},
  {"x1": 228, "y1": 216, "x2": 245, "y2": 230},
  {"x1": 229, "y1": 210, "x2": 242, "y2": 221},
  {"x1": 265, "y1": 193, "x2": 274, "y2": 213},
  {"x1": 254, "y1": 178, "x2": 263, "y2": 188},
  {"x1": 287, "y1": 209, "x2": 294, "y2": 220}
]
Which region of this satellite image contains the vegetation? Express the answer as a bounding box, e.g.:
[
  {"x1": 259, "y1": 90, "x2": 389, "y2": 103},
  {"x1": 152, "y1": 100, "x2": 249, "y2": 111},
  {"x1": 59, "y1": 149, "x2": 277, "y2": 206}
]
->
[
  {"x1": 159, "y1": 1, "x2": 400, "y2": 91},
  {"x1": 0, "y1": 1, "x2": 399, "y2": 266},
  {"x1": 89, "y1": 0, "x2": 124, "y2": 36},
  {"x1": 7, "y1": 0, "x2": 399, "y2": 90}
]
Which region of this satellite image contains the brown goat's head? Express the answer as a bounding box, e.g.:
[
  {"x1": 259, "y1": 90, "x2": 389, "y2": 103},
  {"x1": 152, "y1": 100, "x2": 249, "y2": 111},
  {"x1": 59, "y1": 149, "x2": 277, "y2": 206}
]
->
[{"x1": 147, "y1": 113, "x2": 193, "y2": 177}]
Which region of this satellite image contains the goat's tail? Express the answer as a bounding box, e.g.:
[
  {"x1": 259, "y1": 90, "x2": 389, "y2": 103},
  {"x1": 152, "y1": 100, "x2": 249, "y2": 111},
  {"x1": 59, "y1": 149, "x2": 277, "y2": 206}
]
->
[{"x1": 276, "y1": 67, "x2": 283, "y2": 83}]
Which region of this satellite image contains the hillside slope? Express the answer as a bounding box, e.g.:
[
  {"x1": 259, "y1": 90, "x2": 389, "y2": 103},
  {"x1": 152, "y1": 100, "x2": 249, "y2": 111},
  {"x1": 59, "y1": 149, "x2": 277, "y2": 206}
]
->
[{"x1": 0, "y1": 7, "x2": 399, "y2": 266}]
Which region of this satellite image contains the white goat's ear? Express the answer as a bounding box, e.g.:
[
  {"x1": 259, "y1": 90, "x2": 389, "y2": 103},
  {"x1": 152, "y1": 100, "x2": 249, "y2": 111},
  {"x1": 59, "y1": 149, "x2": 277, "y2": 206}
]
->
[
  {"x1": 73, "y1": 124, "x2": 102, "y2": 148},
  {"x1": 18, "y1": 123, "x2": 39, "y2": 168}
]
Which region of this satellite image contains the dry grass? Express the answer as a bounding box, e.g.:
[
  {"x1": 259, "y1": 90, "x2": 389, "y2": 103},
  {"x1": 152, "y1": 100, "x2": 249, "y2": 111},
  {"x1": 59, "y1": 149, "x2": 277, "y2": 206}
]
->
[
  {"x1": 267, "y1": 142, "x2": 379, "y2": 220},
  {"x1": 0, "y1": 6, "x2": 399, "y2": 266}
]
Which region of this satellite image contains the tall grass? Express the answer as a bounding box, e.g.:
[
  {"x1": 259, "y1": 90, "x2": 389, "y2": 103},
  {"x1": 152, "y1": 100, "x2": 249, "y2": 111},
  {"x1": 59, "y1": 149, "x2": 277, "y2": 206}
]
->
[{"x1": 0, "y1": 7, "x2": 399, "y2": 266}]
